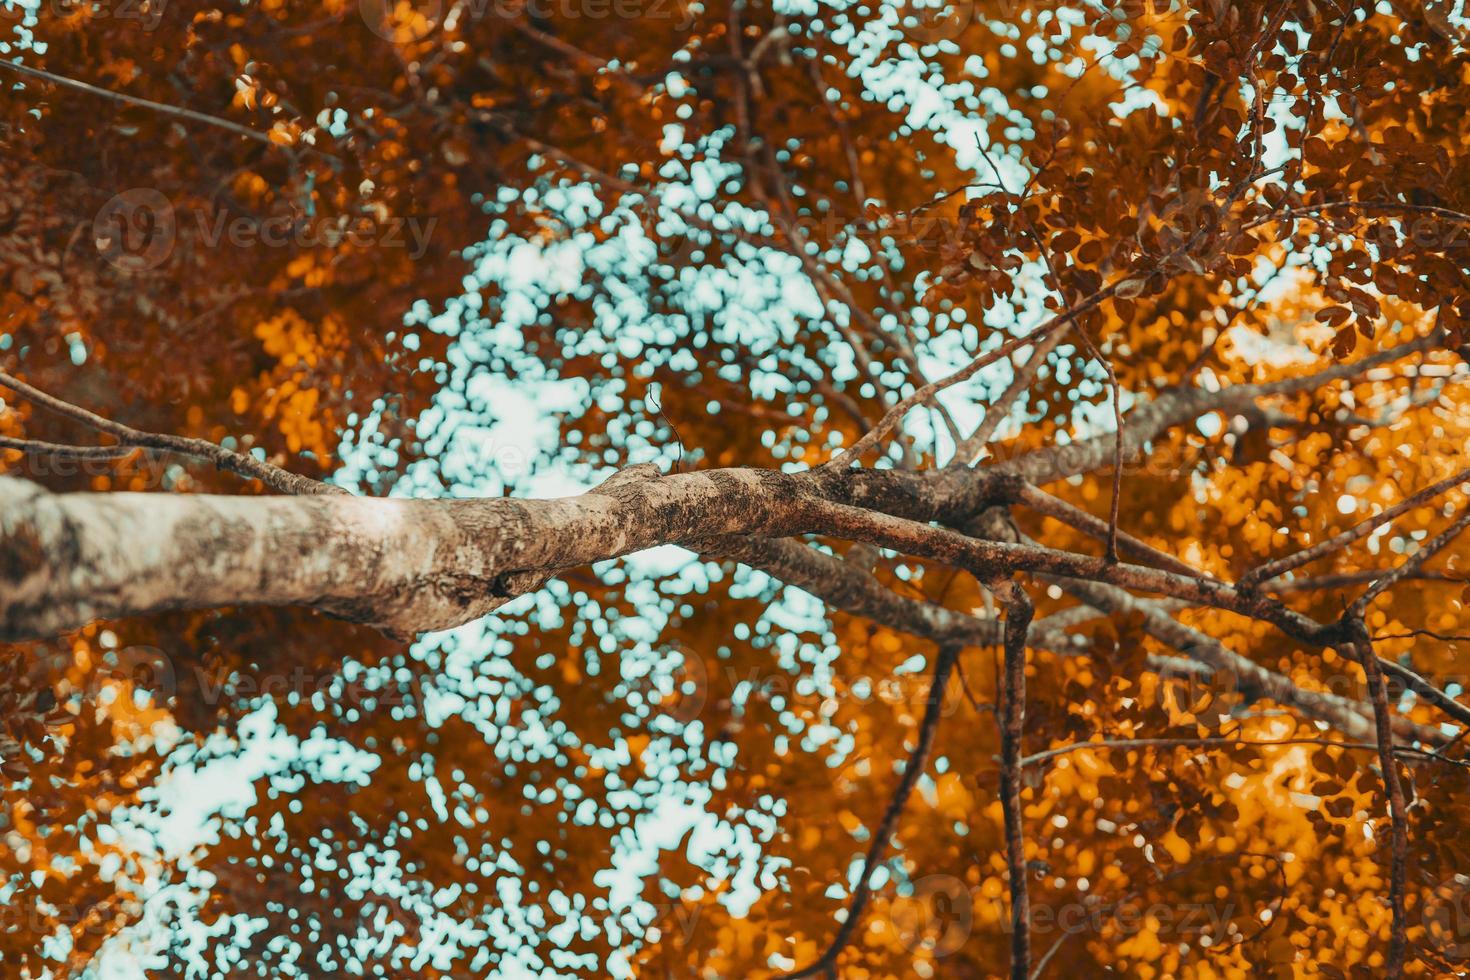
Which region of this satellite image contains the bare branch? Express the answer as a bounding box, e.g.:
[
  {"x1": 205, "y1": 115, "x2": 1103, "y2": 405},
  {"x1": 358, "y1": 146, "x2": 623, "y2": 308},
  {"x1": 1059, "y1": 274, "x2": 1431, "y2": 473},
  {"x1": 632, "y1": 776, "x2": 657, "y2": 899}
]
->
[
  {"x1": 825, "y1": 271, "x2": 1133, "y2": 470},
  {"x1": 1035, "y1": 568, "x2": 1441, "y2": 745},
  {"x1": 1244, "y1": 465, "x2": 1470, "y2": 587},
  {"x1": 0, "y1": 60, "x2": 333, "y2": 159},
  {"x1": 0, "y1": 436, "x2": 135, "y2": 461},
  {"x1": 1019, "y1": 735, "x2": 1468, "y2": 770},
  {"x1": 0, "y1": 370, "x2": 345, "y2": 497},
  {"x1": 953, "y1": 328, "x2": 1066, "y2": 465},
  {"x1": 1016, "y1": 483, "x2": 1216, "y2": 581},
  {"x1": 695, "y1": 535, "x2": 1089, "y2": 656},
  {"x1": 775, "y1": 644, "x2": 961, "y2": 979},
  {"x1": 1268, "y1": 569, "x2": 1468, "y2": 592},
  {"x1": 1349, "y1": 506, "x2": 1470, "y2": 616},
  {"x1": 1350, "y1": 629, "x2": 1409, "y2": 973},
  {"x1": 995, "y1": 579, "x2": 1035, "y2": 980}
]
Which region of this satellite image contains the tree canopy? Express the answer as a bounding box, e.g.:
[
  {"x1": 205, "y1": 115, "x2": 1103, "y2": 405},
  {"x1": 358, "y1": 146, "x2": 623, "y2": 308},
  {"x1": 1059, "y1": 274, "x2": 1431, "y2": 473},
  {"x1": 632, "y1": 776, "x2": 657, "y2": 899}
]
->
[{"x1": 3, "y1": 0, "x2": 1470, "y2": 975}]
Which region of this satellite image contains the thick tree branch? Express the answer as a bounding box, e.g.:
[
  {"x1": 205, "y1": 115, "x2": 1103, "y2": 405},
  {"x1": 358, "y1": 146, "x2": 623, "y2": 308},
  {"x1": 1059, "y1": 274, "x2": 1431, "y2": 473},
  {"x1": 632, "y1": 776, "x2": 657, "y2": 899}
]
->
[{"x1": 0, "y1": 467, "x2": 812, "y2": 639}]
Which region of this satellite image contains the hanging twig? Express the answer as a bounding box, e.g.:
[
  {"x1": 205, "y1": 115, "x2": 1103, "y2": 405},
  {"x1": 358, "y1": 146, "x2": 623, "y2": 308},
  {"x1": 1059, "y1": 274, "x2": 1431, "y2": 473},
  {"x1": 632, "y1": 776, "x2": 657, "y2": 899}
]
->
[
  {"x1": 775, "y1": 644, "x2": 962, "y2": 979},
  {"x1": 1015, "y1": 483, "x2": 1215, "y2": 581}
]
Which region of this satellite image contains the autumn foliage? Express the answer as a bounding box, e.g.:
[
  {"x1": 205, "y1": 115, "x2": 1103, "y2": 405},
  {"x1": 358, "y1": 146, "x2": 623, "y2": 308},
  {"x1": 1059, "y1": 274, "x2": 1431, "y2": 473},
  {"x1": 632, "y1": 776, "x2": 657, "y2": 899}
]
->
[{"x1": 4, "y1": 0, "x2": 1470, "y2": 975}]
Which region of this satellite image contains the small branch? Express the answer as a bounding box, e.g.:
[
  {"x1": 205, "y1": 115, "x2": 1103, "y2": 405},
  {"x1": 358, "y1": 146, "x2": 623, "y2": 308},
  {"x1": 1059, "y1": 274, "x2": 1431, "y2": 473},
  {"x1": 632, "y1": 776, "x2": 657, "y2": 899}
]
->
[
  {"x1": 0, "y1": 370, "x2": 345, "y2": 497},
  {"x1": 0, "y1": 60, "x2": 331, "y2": 159},
  {"x1": 1351, "y1": 629, "x2": 1408, "y2": 973},
  {"x1": 1376, "y1": 658, "x2": 1470, "y2": 733},
  {"x1": 824, "y1": 270, "x2": 1132, "y2": 470},
  {"x1": 1348, "y1": 506, "x2": 1470, "y2": 616},
  {"x1": 1015, "y1": 483, "x2": 1215, "y2": 581},
  {"x1": 1244, "y1": 465, "x2": 1470, "y2": 587},
  {"x1": 774, "y1": 644, "x2": 961, "y2": 979},
  {"x1": 1376, "y1": 628, "x2": 1470, "y2": 643},
  {"x1": 822, "y1": 325, "x2": 1063, "y2": 470},
  {"x1": 1016, "y1": 201, "x2": 1126, "y2": 562},
  {"x1": 1063, "y1": 320, "x2": 1124, "y2": 561},
  {"x1": 0, "y1": 436, "x2": 135, "y2": 461},
  {"x1": 1268, "y1": 569, "x2": 1468, "y2": 593},
  {"x1": 695, "y1": 535, "x2": 1091, "y2": 657},
  {"x1": 953, "y1": 329, "x2": 1065, "y2": 465},
  {"x1": 1018, "y1": 736, "x2": 1468, "y2": 770},
  {"x1": 1240, "y1": 199, "x2": 1470, "y2": 237},
  {"x1": 1029, "y1": 932, "x2": 1070, "y2": 980},
  {"x1": 1012, "y1": 540, "x2": 1445, "y2": 746},
  {"x1": 995, "y1": 579, "x2": 1035, "y2": 980}
]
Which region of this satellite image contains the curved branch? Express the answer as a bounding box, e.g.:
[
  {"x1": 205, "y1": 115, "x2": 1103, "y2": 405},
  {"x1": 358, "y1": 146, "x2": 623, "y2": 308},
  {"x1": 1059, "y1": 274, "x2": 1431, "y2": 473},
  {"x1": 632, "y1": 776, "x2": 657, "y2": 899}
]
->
[{"x1": 775, "y1": 644, "x2": 961, "y2": 979}]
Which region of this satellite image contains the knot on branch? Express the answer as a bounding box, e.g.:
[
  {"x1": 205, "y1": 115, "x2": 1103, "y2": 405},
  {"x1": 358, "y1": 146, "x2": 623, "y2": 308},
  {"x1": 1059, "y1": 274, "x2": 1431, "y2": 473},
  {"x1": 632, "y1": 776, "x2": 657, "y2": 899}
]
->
[{"x1": 590, "y1": 461, "x2": 662, "y2": 497}]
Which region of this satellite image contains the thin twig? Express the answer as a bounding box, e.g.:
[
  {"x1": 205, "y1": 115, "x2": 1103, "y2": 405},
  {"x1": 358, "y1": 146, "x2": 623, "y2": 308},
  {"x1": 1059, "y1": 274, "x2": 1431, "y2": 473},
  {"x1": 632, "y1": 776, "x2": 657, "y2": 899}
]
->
[
  {"x1": 981, "y1": 152, "x2": 1124, "y2": 558},
  {"x1": 0, "y1": 370, "x2": 344, "y2": 496},
  {"x1": 1016, "y1": 483, "x2": 1217, "y2": 581},
  {"x1": 1067, "y1": 322, "x2": 1124, "y2": 562},
  {"x1": 775, "y1": 644, "x2": 962, "y2": 979},
  {"x1": 0, "y1": 60, "x2": 334, "y2": 160},
  {"x1": 1244, "y1": 465, "x2": 1470, "y2": 587},
  {"x1": 1349, "y1": 506, "x2": 1470, "y2": 615},
  {"x1": 0, "y1": 435, "x2": 135, "y2": 461},
  {"x1": 1018, "y1": 736, "x2": 1467, "y2": 770},
  {"x1": 1375, "y1": 628, "x2": 1470, "y2": 643},
  {"x1": 823, "y1": 287, "x2": 1123, "y2": 471},
  {"x1": 1029, "y1": 932, "x2": 1069, "y2": 980},
  {"x1": 953, "y1": 328, "x2": 1066, "y2": 465},
  {"x1": 1268, "y1": 569, "x2": 1469, "y2": 593}
]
